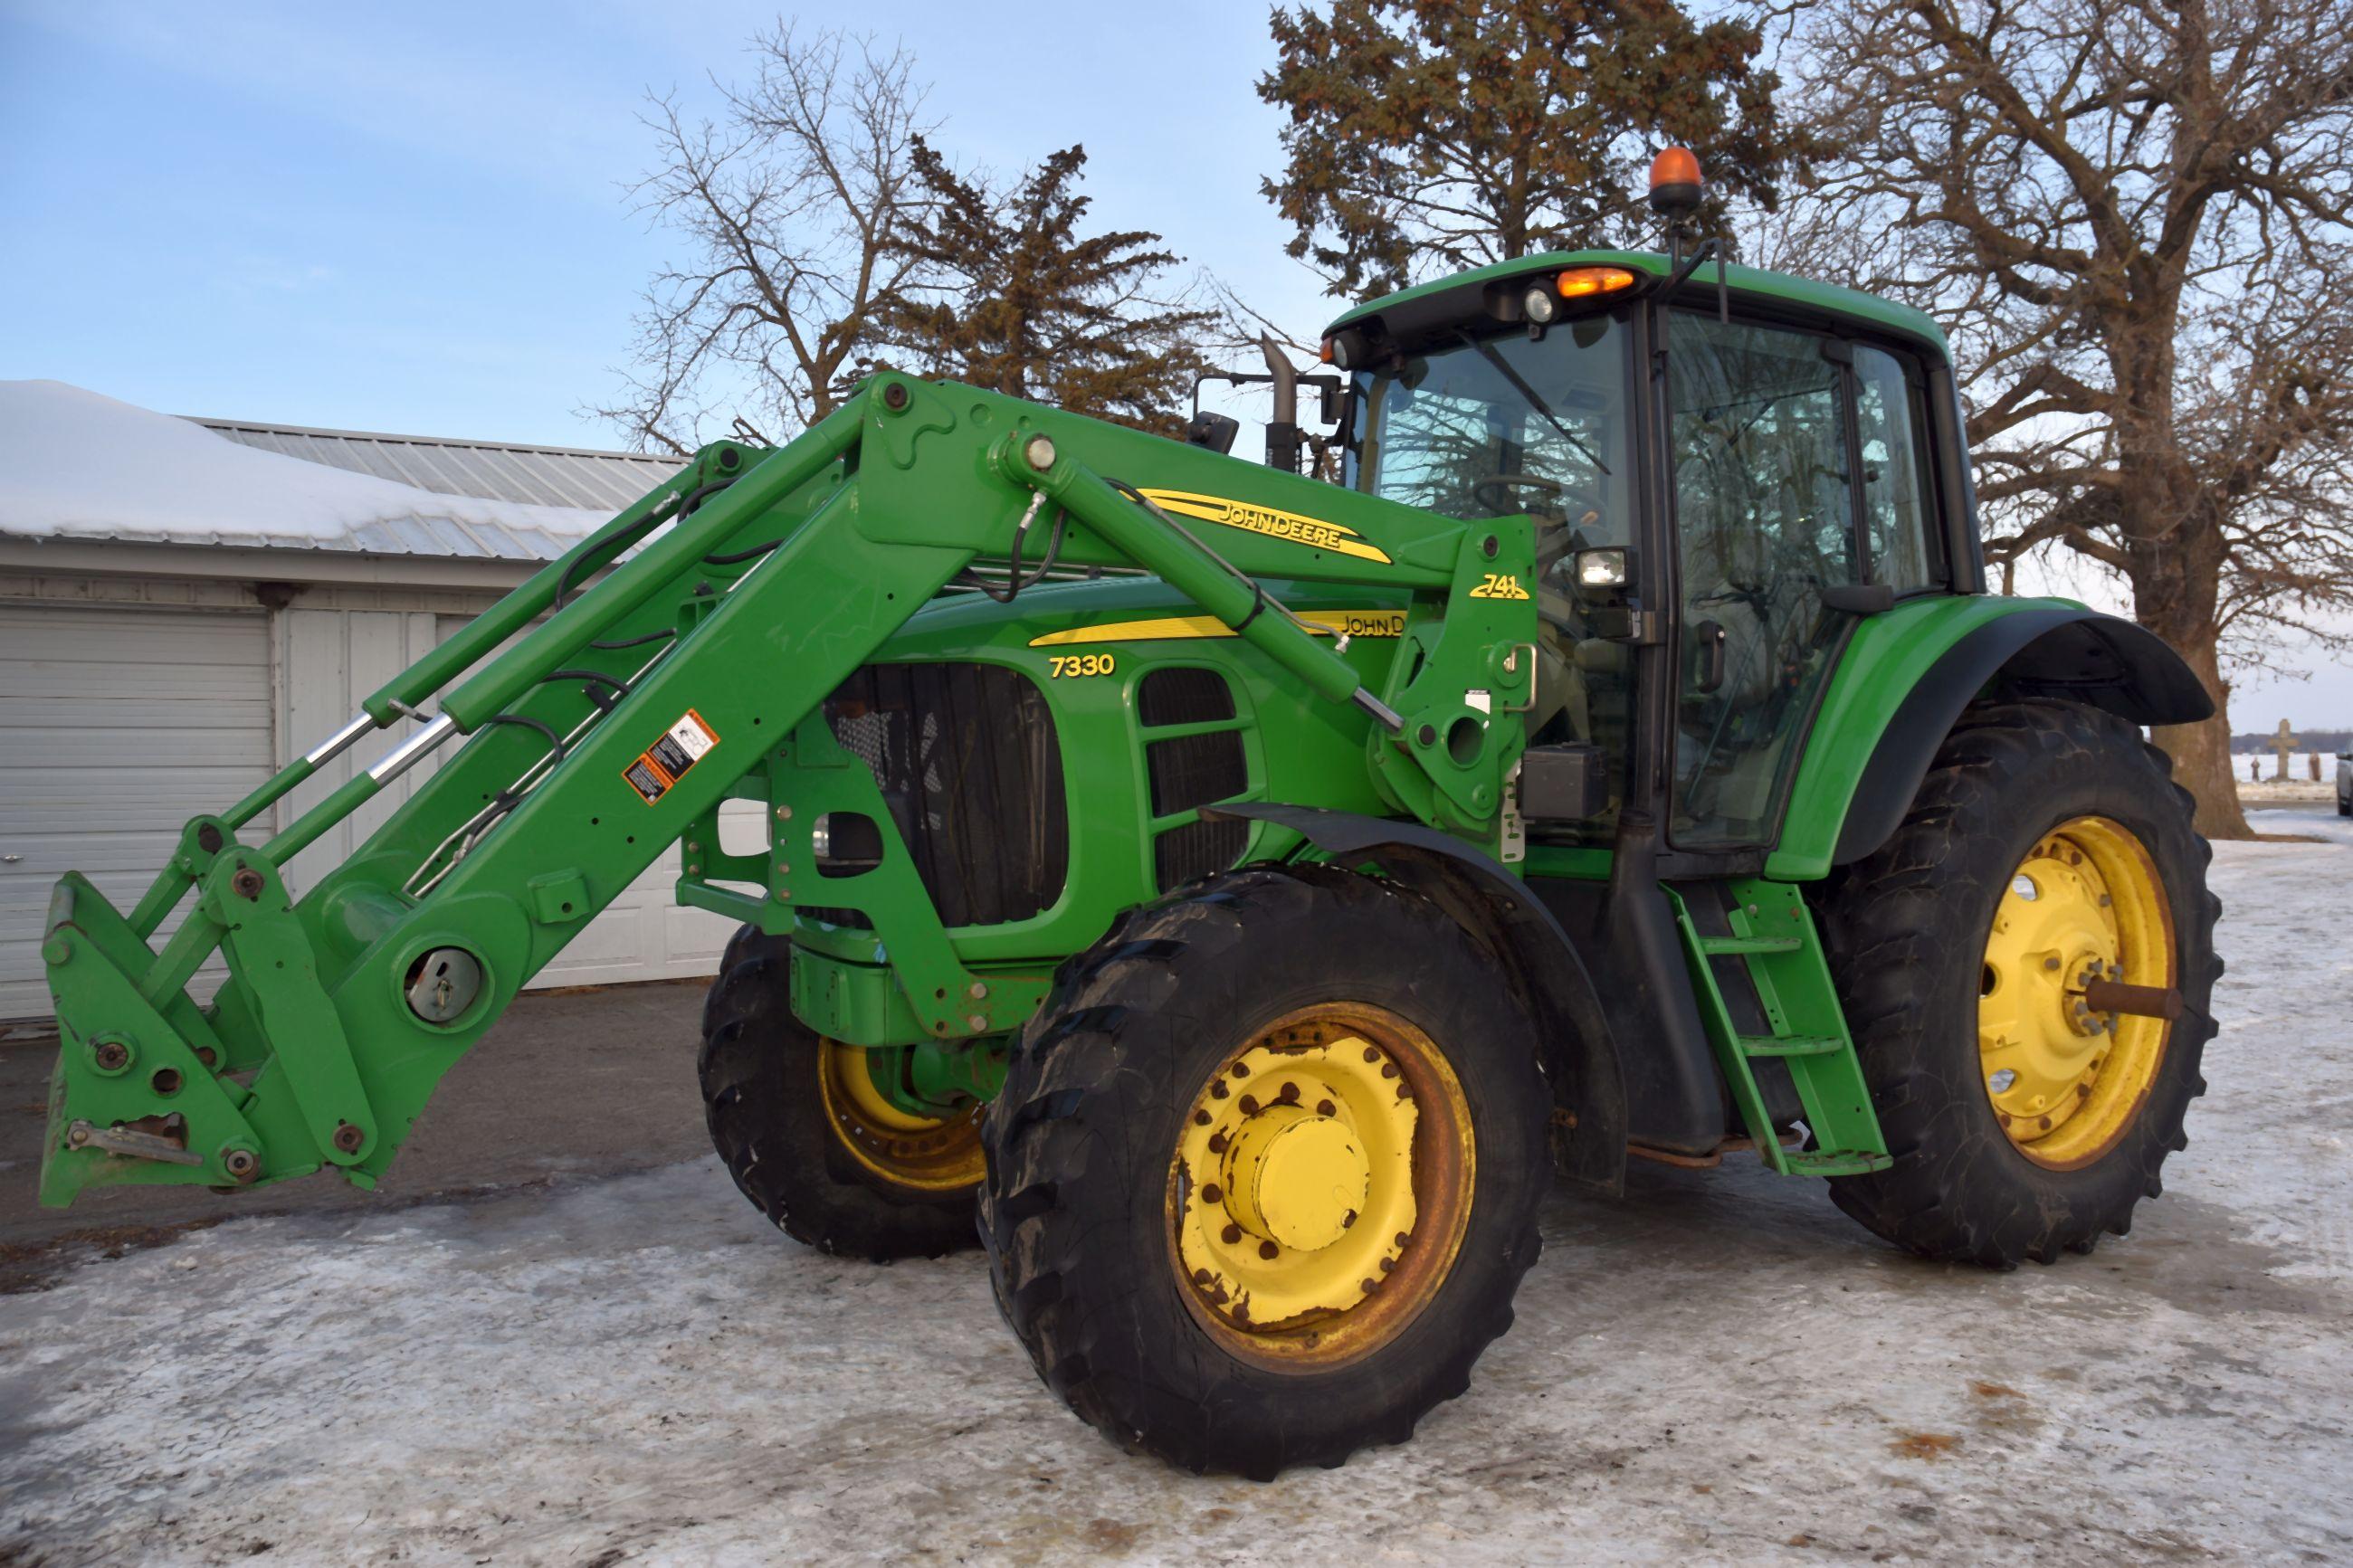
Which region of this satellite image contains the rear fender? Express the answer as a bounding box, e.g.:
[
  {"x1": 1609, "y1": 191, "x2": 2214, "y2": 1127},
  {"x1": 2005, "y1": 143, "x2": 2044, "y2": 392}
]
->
[
  {"x1": 1209, "y1": 803, "x2": 1628, "y2": 1195},
  {"x1": 1769, "y1": 599, "x2": 2213, "y2": 882}
]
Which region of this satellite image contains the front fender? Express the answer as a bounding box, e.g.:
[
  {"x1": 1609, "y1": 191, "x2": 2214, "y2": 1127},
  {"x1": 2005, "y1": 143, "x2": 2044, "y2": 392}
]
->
[
  {"x1": 1208, "y1": 802, "x2": 1629, "y2": 1195},
  {"x1": 1768, "y1": 597, "x2": 2213, "y2": 881}
]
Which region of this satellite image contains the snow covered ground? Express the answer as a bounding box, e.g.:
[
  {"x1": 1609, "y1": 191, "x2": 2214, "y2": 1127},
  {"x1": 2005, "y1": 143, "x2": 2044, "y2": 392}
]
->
[{"x1": 4, "y1": 822, "x2": 2349, "y2": 1566}]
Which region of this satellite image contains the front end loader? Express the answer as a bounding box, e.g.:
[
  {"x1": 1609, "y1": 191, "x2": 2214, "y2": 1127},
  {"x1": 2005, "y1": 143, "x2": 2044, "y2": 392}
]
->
[{"x1": 36, "y1": 157, "x2": 2219, "y2": 1478}]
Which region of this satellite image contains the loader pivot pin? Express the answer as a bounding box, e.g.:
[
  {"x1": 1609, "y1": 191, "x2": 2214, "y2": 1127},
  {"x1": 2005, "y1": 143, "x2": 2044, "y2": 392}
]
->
[{"x1": 405, "y1": 947, "x2": 483, "y2": 1024}]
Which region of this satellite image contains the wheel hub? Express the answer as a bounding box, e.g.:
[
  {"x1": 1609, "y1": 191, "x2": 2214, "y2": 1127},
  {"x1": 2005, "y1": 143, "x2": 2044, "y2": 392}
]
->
[
  {"x1": 1978, "y1": 817, "x2": 2177, "y2": 1168},
  {"x1": 1223, "y1": 1105, "x2": 1369, "y2": 1251},
  {"x1": 1169, "y1": 1007, "x2": 1470, "y2": 1358},
  {"x1": 818, "y1": 1041, "x2": 986, "y2": 1192}
]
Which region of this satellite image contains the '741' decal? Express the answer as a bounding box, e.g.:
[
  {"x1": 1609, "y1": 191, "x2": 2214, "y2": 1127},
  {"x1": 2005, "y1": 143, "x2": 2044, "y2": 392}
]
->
[{"x1": 1469, "y1": 573, "x2": 1531, "y2": 600}]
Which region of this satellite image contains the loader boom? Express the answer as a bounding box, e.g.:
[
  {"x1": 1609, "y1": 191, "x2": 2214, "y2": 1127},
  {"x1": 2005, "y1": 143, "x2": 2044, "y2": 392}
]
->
[{"x1": 40, "y1": 373, "x2": 1540, "y2": 1205}]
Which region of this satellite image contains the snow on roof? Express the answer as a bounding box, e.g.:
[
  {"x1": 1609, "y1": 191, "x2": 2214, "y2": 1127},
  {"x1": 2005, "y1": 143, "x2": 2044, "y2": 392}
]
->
[
  {"x1": 0, "y1": 380, "x2": 681, "y2": 561},
  {"x1": 195, "y1": 417, "x2": 681, "y2": 515}
]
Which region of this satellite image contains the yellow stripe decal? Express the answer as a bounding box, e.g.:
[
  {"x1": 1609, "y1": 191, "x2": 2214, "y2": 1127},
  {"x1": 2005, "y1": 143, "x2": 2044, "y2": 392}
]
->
[
  {"x1": 1029, "y1": 610, "x2": 1408, "y2": 647},
  {"x1": 1138, "y1": 488, "x2": 1396, "y2": 565}
]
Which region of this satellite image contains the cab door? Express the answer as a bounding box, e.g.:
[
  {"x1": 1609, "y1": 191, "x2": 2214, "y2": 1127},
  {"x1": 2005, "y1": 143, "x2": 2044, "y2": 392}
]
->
[{"x1": 1662, "y1": 314, "x2": 1946, "y2": 849}]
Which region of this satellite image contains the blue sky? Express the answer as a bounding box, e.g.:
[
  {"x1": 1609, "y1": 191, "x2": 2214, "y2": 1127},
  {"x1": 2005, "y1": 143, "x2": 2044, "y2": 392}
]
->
[
  {"x1": 0, "y1": 0, "x2": 1338, "y2": 446},
  {"x1": 4, "y1": 0, "x2": 2346, "y2": 725}
]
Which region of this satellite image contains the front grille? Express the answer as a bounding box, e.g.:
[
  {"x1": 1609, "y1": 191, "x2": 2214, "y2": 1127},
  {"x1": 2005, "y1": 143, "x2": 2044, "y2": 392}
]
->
[
  {"x1": 1138, "y1": 667, "x2": 1235, "y2": 727},
  {"x1": 818, "y1": 662, "x2": 1069, "y2": 928},
  {"x1": 1155, "y1": 816, "x2": 1250, "y2": 892},
  {"x1": 1147, "y1": 732, "x2": 1248, "y2": 818}
]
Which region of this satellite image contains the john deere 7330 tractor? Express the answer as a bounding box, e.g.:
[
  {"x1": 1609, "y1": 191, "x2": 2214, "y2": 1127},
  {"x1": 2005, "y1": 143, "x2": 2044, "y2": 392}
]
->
[{"x1": 38, "y1": 155, "x2": 2218, "y2": 1477}]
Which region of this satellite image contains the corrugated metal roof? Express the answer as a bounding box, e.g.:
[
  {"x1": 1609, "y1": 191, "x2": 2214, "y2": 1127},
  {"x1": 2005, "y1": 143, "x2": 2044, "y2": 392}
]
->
[
  {"x1": 192, "y1": 417, "x2": 684, "y2": 514},
  {"x1": 0, "y1": 381, "x2": 698, "y2": 565}
]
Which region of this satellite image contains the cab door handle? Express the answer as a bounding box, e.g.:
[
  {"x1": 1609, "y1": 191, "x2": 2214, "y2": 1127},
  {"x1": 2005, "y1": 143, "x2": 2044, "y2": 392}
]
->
[{"x1": 1689, "y1": 620, "x2": 1726, "y2": 694}]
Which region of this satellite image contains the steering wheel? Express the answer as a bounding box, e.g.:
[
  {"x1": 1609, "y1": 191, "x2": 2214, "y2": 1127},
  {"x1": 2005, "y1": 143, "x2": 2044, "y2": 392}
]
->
[{"x1": 1472, "y1": 473, "x2": 1566, "y2": 517}]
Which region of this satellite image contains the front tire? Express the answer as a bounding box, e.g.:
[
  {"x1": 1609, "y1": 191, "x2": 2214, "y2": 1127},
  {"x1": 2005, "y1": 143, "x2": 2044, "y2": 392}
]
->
[
  {"x1": 979, "y1": 866, "x2": 1551, "y2": 1478},
  {"x1": 699, "y1": 927, "x2": 985, "y2": 1262},
  {"x1": 1817, "y1": 702, "x2": 2220, "y2": 1267}
]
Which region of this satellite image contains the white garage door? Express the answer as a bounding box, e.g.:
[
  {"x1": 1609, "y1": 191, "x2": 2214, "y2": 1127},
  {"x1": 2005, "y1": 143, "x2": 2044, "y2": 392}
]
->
[
  {"x1": 0, "y1": 600, "x2": 746, "y2": 1022},
  {"x1": 0, "y1": 604, "x2": 273, "y2": 1019}
]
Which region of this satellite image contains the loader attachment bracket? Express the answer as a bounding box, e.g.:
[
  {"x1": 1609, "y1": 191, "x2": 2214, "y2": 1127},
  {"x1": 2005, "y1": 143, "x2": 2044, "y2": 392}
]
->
[
  {"x1": 40, "y1": 874, "x2": 267, "y2": 1206},
  {"x1": 201, "y1": 850, "x2": 377, "y2": 1167}
]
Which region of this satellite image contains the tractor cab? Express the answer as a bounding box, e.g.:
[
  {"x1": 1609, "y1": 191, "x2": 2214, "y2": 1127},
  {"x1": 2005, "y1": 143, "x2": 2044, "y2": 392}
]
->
[{"x1": 1319, "y1": 246, "x2": 1976, "y2": 857}]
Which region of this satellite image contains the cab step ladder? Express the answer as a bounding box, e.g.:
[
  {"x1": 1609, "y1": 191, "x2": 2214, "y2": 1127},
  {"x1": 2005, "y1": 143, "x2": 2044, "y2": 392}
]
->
[{"x1": 1667, "y1": 879, "x2": 1893, "y2": 1177}]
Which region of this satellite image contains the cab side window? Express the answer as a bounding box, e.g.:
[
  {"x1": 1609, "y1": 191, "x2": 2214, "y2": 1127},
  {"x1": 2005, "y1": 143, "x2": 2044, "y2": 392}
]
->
[{"x1": 1851, "y1": 345, "x2": 1945, "y2": 594}]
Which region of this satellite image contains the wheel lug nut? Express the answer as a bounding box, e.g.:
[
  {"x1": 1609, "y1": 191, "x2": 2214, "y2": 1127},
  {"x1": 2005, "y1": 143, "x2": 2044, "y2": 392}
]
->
[
  {"x1": 1208, "y1": 1132, "x2": 1228, "y2": 1154},
  {"x1": 1317, "y1": 1099, "x2": 1336, "y2": 1117},
  {"x1": 1238, "y1": 1095, "x2": 1259, "y2": 1115},
  {"x1": 1231, "y1": 1061, "x2": 1251, "y2": 1079},
  {"x1": 1379, "y1": 1062, "x2": 1398, "y2": 1079},
  {"x1": 1258, "y1": 1241, "x2": 1279, "y2": 1260},
  {"x1": 1221, "y1": 1223, "x2": 1243, "y2": 1244},
  {"x1": 1193, "y1": 1109, "x2": 1212, "y2": 1126},
  {"x1": 1279, "y1": 1082, "x2": 1300, "y2": 1103},
  {"x1": 1202, "y1": 1183, "x2": 1223, "y2": 1204},
  {"x1": 1362, "y1": 1046, "x2": 1380, "y2": 1063}
]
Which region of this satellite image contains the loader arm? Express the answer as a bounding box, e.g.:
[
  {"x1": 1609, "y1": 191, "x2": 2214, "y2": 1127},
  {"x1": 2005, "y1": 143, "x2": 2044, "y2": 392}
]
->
[{"x1": 39, "y1": 374, "x2": 1541, "y2": 1205}]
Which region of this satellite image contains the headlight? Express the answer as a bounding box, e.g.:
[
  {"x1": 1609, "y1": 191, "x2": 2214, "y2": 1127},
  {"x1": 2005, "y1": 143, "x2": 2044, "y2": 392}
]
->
[
  {"x1": 1521, "y1": 285, "x2": 1558, "y2": 326},
  {"x1": 1575, "y1": 546, "x2": 1631, "y2": 590}
]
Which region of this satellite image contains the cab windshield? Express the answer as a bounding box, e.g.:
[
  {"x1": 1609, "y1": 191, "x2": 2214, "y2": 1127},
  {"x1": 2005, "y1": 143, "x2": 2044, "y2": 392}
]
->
[
  {"x1": 1349, "y1": 314, "x2": 1632, "y2": 540},
  {"x1": 1348, "y1": 312, "x2": 1637, "y2": 843}
]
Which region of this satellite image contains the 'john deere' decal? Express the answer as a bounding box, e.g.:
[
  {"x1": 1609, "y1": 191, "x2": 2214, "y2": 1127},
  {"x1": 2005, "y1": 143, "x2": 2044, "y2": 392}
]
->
[
  {"x1": 1029, "y1": 610, "x2": 1406, "y2": 647},
  {"x1": 1138, "y1": 489, "x2": 1395, "y2": 565}
]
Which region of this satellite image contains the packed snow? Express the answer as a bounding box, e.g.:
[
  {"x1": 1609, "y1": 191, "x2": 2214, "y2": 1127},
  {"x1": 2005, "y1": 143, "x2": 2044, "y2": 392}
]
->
[
  {"x1": 2, "y1": 822, "x2": 2348, "y2": 1566},
  {"x1": 0, "y1": 380, "x2": 611, "y2": 552}
]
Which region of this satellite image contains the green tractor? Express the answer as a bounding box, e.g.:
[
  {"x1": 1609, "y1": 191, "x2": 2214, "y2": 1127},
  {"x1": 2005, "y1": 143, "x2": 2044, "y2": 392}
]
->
[{"x1": 37, "y1": 155, "x2": 2217, "y2": 1478}]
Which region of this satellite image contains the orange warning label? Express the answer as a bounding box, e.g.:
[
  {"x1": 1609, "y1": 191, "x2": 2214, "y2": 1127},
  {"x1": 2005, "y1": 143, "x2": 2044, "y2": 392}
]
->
[{"x1": 623, "y1": 708, "x2": 719, "y2": 804}]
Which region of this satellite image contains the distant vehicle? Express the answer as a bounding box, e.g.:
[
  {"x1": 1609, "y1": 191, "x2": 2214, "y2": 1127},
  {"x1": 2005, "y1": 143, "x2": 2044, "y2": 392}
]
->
[{"x1": 2339, "y1": 752, "x2": 2350, "y2": 815}]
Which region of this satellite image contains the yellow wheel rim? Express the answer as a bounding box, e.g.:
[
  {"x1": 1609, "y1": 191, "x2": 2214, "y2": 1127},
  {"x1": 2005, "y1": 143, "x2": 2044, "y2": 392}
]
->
[
  {"x1": 1979, "y1": 816, "x2": 2176, "y2": 1169},
  {"x1": 1168, "y1": 1003, "x2": 1475, "y2": 1368},
  {"x1": 816, "y1": 1042, "x2": 986, "y2": 1193}
]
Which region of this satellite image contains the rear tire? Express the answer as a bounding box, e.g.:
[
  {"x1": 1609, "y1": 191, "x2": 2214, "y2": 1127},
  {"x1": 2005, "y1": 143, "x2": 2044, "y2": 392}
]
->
[
  {"x1": 699, "y1": 927, "x2": 983, "y2": 1262},
  {"x1": 979, "y1": 865, "x2": 1550, "y2": 1478},
  {"x1": 1816, "y1": 702, "x2": 2220, "y2": 1268}
]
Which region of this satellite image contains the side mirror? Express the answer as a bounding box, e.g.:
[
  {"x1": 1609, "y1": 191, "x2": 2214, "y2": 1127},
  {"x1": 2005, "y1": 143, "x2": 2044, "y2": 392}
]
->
[{"x1": 1185, "y1": 412, "x2": 1241, "y2": 455}]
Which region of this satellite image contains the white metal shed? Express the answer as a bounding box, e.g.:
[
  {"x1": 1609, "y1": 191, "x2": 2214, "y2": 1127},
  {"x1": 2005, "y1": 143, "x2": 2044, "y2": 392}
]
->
[{"x1": 0, "y1": 381, "x2": 734, "y2": 1021}]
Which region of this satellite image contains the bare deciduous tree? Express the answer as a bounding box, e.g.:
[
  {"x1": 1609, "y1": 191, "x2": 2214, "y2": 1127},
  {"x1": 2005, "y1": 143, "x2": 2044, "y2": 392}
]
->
[
  {"x1": 593, "y1": 26, "x2": 935, "y2": 453},
  {"x1": 1776, "y1": 0, "x2": 2353, "y2": 838}
]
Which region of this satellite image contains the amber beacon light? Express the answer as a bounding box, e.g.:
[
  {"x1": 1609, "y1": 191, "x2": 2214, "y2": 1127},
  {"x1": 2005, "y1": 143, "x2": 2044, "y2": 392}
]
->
[{"x1": 1648, "y1": 146, "x2": 1703, "y2": 219}]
